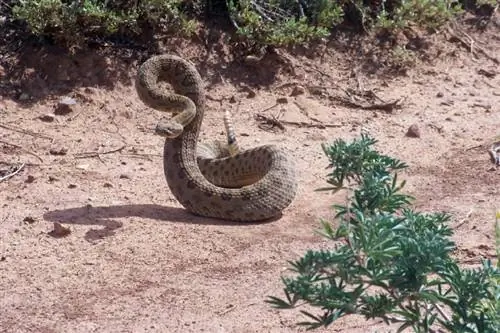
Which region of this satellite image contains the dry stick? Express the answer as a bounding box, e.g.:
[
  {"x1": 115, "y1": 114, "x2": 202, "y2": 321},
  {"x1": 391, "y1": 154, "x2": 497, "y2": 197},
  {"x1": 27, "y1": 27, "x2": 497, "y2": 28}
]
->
[
  {"x1": 0, "y1": 139, "x2": 44, "y2": 163},
  {"x1": 0, "y1": 123, "x2": 52, "y2": 141},
  {"x1": 454, "y1": 209, "x2": 474, "y2": 229},
  {"x1": 255, "y1": 113, "x2": 285, "y2": 131},
  {"x1": 0, "y1": 163, "x2": 25, "y2": 182},
  {"x1": 74, "y1": 145, "x2": 126, "y2": 159},
  {"x1": 122, "y1": 153, "x2": 162, "y2": 161},
  {"x1": 308, "y1": 80, "x2": 401, "y2": 112},
  {"x1": 335, "y1": 96, "x2": 403, "y2": 112},
  {"x1": 465, "y1": 144, "x2": 483, "y2": 151},
  {"x1": 280, "y1": 119, "x2": 341, "y2": 129},
  {"x1": 255, "y1": 113, "x2": 341, "y2": 130},
  {"x1": 446, "y1": 24, "x2": 499, "y2": 64},
  {"x1": 432, "y1": 303, "x2": 451, "y2": 325}
]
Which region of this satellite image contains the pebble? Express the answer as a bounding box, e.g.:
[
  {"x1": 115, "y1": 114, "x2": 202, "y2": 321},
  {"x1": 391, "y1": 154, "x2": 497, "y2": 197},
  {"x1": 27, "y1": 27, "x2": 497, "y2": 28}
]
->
[
  {"x1": 39, "y1": 113, "x2": 55, "y2": 122},
  {"x1": 48, "y1": 222, "x2": 71, "y2": 238},
  {"x1": 18, "y1": 93, "x2": 30, "y2": 101},
  {"x1": 54, "y1": 96, "x2": 77, "y2": 115},
  {"x1": 23, "y1": 216, "x2": 36, "y2": 224},
  {"x1": 49, "y1": 146, "x2": 68, "y2": 155},
  {"x1": 406, "y1": 124, "x2": 421, "y2": 138},
  {"x1": 25, "y1": 175, "x2": 35, "y2": 183}
]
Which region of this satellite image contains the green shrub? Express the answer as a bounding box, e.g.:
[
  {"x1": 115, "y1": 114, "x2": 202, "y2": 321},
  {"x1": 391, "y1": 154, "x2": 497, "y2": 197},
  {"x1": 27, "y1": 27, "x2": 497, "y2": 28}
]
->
[
  {"x1": 267, "y1": 134, "x2": 499, "y2": 332},
  {"x1": 228, "y1": 0, "x2": 468, "y2": 46},
  {"x1": 226, "y1": 0, "x2": 339, "y2": 46},
  {"x1": 8, "y1": 0, "x2": 494, "y2": 48},
  {"x1": 375, "y1": 0, "x2": 464, "y2": 30},
  {"x1": 12, "y1": 0, "x2": 196, "y2": 46}
]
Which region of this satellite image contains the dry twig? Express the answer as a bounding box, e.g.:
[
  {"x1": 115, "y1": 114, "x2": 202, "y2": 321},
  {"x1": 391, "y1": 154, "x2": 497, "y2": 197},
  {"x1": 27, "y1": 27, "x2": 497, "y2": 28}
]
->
[
  {"x1": 0, "y1": 139, "x2": 44, "y2": 163},
  {"x1": 255, "y1": 113, "x2": 286, "y2": 132},
  {"x1": 74, "y1": 145, "x2": 126, "y2": 159},
  {"x1": 445, "y1": 23, "x2": 499, "y2": 64},
  {"x1": 0, "y1": 163, "x2": 25, "y2": 182},
  {"x1": 0, "y1": 123, "x2": 52, "y2": 140},
  {"x1": 454, "y1": 209, "x2": 474, "y2": 229},
  {"x1": 335, "y1": 95, "x2": 403, "y2": 112}
]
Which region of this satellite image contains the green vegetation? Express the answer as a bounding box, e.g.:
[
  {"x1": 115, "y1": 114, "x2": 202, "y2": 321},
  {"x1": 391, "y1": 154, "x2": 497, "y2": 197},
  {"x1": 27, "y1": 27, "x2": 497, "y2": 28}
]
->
[
  {"x1": 11, "y1": 0, "x2": 196, "y2": 45},
  {"x1": 267, "y1": 134, "x2": 499, "y2": 332},
  {"x1": 4, "y1": 0, "x2": 497, "y2": 48}
]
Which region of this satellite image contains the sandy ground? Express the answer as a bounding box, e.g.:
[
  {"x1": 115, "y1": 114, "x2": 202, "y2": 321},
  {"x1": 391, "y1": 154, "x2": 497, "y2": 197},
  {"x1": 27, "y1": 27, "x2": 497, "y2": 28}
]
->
[{"x1": 1, "y1": 19, "x2": 499, "y2": 333}]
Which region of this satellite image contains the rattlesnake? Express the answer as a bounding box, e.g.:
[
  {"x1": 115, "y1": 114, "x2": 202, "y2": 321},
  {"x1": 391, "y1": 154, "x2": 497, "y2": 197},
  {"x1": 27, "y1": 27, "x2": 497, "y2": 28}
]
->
[{"x1": 135, "y1": 54, "x2": 297, "y2": 222}]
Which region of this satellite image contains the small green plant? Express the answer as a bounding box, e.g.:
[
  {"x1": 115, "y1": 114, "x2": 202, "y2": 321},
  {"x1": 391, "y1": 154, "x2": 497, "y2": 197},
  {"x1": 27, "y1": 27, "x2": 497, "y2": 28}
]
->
[
  {"x1": 227, "y1": 0, "x2": 469, "y2": 47},
  {"x1": 390, "y1": 45, "x2": 418, "y2": 69},
  {"x1": 376, "y1": 0, "x2": 464, "y2": 30},
  {"x1": 227, "y1": 0, "x2": 337, "y2": 46},
  {"x1": 475, "y1": 0, "x2": 498, "y2": 7},
  {"x1": 267, "y1": 134, "x2": 499, "y2": 332}
]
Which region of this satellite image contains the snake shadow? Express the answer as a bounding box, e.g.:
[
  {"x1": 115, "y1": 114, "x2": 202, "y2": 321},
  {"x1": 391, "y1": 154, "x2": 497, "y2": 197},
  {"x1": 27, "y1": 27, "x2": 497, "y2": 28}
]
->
[{"x1": 43, "y1": 204, "x2": 280, "y2": 242}]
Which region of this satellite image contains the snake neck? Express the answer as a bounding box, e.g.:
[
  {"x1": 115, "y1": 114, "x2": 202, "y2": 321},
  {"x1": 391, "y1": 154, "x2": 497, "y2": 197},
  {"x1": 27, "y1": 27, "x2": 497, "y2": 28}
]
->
[{"x1": 169, "y1": 91, "x2": 205, "y2": 170}]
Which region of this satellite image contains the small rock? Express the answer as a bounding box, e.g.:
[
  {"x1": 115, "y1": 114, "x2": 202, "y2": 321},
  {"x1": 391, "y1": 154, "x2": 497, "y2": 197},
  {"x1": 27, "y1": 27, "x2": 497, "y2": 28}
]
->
[
  {"x1": 49, "y1": 146, "x2": 68, "y2": 155},
  {"x1": 54, "y1": 96, "x2": 77, "y2": 115},
  {"x1": 243, "y1": 55, "x2": 261, "y2": 66},
  {"x1": 76, "y1": 164, "x2": 89, "y2": 170},
  {"x1": 25, "y1": 175, "x2": 35, "y2": 183},
  {"x1": 276, "y1": 97, "x2": 288, "y2": 104},
  {"x1": 0, "y1": 256, "x2": 5, "y2": 261},
  {"x1": 246, "y1": 90, "x2": 256, "y2": 98},
  {"x1": 48, "y1": 222, "x2": 71, "y2": 238},
  {"x1": 477, "y1": 68, "x2": 496, "y2": 78},
  {"x1": 103, "y1": 182, "x2": 113, "y2": 188},
  {"x1": 229, "y1": 96, "x2": 237, "y2": 103},
  {"x1": 18, "y1": 93, "x2": 30, "y2": 101},
  {"x1": 119, "y1": 174, "x2": 130, "y2": 179},
  {"x1": 308, "y1": 86, "x2": 324, "y2": 95},
  {"x1": 48, "y1": 176, "x2": 58, "y2": 182},
  {"x1": 436, "y1": 92, "x2": 444, "y2": 98},
  {"x1": 68, "y1": 184, "x2": 77, "y2": 189},
  {"x1": 406, "y1": 124, "x2": 421, "y2": 138},
  {"x1": 39, "y1": 113, "x2": 55, "y2": 122},
  {"x1": 291, "y1": 85, "x2": 305, "y2": 96},
  {"x1": 23, "y1": 216, "x2": 36, "y2": 224}
]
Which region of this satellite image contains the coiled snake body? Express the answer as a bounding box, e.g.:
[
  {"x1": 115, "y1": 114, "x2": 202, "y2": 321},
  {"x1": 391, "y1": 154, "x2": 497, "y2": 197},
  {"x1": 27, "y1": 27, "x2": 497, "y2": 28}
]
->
[{"x1": 135, "y1": 55, "x2": 297, "y2": 222}]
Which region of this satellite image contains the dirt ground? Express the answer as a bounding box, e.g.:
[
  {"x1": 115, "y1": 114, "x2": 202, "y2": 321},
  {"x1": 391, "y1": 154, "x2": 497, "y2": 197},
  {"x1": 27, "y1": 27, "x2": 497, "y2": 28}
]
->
[{"x1": 1, "y1": 18, "x2": 499, "y2": 333}]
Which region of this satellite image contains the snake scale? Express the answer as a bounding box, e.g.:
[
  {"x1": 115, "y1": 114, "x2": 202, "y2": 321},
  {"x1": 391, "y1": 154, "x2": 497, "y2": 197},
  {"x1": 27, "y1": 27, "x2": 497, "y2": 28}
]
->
[{"x1": 135, "y1": 54, "x2": 298, "y2": 222}]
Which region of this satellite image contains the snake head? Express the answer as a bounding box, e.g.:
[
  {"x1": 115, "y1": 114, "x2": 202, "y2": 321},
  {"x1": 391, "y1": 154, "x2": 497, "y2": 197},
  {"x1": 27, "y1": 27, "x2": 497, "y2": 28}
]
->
[{"x1": 155, "y1": 120, "x2": 184, "y2": 138}]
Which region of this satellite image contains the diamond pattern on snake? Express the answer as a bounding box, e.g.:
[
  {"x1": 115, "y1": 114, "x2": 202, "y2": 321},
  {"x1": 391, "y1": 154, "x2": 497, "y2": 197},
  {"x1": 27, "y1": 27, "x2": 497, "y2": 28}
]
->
[{"x1": 135, "y1": 54, "x2": 297, "y2": 222}]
